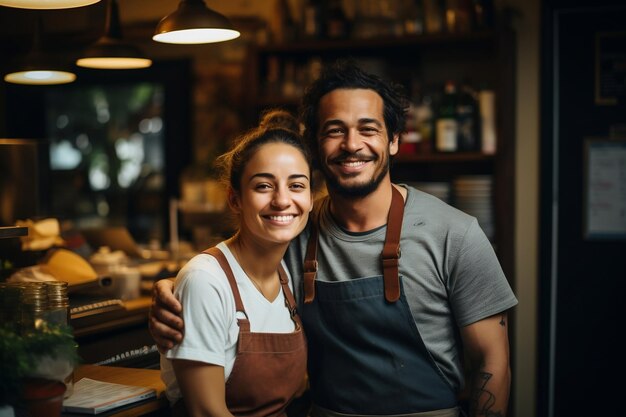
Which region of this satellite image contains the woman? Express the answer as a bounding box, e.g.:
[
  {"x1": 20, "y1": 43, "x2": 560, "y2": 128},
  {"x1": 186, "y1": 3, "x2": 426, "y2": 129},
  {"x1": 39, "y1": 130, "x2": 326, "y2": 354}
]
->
[{"x1": 160, "y1": 110, "x2": 312, "y2": 417}]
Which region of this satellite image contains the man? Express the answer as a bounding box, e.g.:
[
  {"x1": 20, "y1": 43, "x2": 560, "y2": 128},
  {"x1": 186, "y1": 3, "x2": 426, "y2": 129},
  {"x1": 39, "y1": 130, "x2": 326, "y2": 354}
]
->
[{"x1": 151, "y1": 60, "x2": 518, "y2": 417}]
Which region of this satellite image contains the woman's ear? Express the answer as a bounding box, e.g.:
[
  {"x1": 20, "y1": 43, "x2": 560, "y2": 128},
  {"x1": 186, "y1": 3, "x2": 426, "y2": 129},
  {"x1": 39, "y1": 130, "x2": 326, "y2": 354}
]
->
[{"x1": 227, "y1": 188, "x2": 241, "y2": 213}]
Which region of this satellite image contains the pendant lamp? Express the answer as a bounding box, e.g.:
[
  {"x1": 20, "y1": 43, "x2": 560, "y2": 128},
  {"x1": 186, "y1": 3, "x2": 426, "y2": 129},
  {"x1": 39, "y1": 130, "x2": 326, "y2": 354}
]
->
[
  {"x1": 76, "y1": 0, "x2": 152, "y2": 69},
  {"x1": 4, "y1": 17, "x2": 76, "y2": 85},
  {"x1": 153, "y1": 0, "x2": 240, "y2": 44},
  {"x1": 0, "y1": 0, "x2": 100, "y2": 9}
]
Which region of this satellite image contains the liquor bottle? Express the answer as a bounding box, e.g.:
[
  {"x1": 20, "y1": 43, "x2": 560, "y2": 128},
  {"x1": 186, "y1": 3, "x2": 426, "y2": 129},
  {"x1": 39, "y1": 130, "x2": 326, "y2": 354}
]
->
[
  {"x1": 444, "y1": 0, "x2": 473, "y2": 33},
  {"x1": 403, "y1": 0, "x2": 425, "y2": 35},
  {"x1": 479, "y1": 89, "x2": 496, "y2": 154},
  {"x1": 423, "y1": 0, "x2": 445, "y2": 33},
  {"x1": 272, "y1": 0, "x2": 297, "y2": 44},
  {"x1": 301, "y1": 0, "x2": 324, "y2": 39},
  {"x1": 400, "y1": 103, "x2": 421, "y2": 154},
  {"x1": 282, "y1": 61, "x2": 298, "y2": 98},
  {"x1": 456, "y1": 83, "x2": 479, "y2": 151},
  {"x1": 435, "y1": 81, "x2": 459, "y2": 152},
  {"x1": 472, "y1": 0, "x2": 494, "y2": 30},
  {"x1": 325, "y1": 0, "x2": 350, "y2": 39},
  {"x1": 415, "y1": 94, "x2": 434, "y2": 154},
  {"x1": 265, "y1": 56, "x2": 281, "y2": 97}
]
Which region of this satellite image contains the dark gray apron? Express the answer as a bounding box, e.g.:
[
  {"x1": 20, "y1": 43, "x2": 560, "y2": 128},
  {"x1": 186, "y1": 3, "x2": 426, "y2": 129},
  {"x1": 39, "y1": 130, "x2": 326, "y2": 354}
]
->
[{"x1": 301, "y1": 186, "x2": 458, "y2": 417}]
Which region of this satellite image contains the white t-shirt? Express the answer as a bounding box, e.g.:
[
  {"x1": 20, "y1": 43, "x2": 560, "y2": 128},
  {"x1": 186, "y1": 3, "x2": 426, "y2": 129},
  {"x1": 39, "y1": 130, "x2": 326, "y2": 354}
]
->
[{"x1": 160, "y1": 242, "x2": 296, "y2": 404}]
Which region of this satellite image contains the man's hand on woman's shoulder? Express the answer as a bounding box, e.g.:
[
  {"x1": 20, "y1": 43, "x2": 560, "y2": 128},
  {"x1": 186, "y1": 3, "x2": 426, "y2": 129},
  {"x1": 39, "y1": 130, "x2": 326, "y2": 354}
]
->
[{"x1": 149, "y1": 278, "x2": 184, "y2": 353}]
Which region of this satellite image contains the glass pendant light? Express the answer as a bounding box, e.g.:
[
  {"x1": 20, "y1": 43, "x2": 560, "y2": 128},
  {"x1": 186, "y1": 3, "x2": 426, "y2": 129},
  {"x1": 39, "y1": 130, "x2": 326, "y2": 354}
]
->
[
  {"x1": 0, "y1": 0, "x2": 100, "y2": 9},
  {"x1": 76, "y1": 0, "x2": 152, "y2": 69},
  {"x1": 4, "y1": 17, "x2": 76, "y2": 85},
  {"x1": 153, "y1": 0, "x2": 240, "y2": 44}
]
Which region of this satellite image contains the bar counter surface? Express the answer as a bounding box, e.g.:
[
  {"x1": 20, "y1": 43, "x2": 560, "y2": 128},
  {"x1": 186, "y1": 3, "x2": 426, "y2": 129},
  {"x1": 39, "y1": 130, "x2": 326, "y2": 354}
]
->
[{"x1": 62, "y1": 364, "x2": 168, "y2": 417}]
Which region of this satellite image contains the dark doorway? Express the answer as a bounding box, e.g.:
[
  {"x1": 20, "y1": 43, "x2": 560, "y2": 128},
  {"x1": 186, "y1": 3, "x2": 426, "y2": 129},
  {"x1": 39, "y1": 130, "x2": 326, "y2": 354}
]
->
[{"x1": 539, "y1": 1, "x2": 626, "y2": 417}]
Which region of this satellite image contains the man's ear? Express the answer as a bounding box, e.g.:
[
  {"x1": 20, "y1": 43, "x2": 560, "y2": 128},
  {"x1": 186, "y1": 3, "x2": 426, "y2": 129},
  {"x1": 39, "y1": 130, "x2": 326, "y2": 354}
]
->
[
  {"x1": 227, "y1": 188, "x2": 241, "y2": 213},
  {"x1": 389, "y1": 133, "x2": 400, "y2": 156}
]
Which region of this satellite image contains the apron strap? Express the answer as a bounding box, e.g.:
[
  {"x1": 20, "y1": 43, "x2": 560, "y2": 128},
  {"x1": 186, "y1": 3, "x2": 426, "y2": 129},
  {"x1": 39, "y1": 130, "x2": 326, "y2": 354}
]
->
[
  {"x1": 303, "y1": 220, "x2": 319, "y2": 304},
  {"x1": 203, "y1": 247, "x2": 250, "y2": 332},
  {"x1": 382, "y1": 186, "x2": 405, "y2": 302},
  {"x1": 278, "y1": 264, "x2": 303, "y2": 329},
  {"x1": 303, "y1": 186, "x2": 405, "y2": 304}
]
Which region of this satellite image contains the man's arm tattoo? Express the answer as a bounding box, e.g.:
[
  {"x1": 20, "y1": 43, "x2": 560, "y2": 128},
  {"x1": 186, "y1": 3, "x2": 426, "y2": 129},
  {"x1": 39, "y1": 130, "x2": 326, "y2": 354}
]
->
[{"x1": 470, "y1": 372, "x2": 504, "y2": 417}]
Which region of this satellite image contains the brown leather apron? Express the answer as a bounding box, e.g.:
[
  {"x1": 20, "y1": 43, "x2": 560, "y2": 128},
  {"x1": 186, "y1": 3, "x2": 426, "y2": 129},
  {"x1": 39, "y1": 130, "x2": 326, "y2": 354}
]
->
[{"x1": 174, "y1": 246, "x2": 307, "y2": 417}]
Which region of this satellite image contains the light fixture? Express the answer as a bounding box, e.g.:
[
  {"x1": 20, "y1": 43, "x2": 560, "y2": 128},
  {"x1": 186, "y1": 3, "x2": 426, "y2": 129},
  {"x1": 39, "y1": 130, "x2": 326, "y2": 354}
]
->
[
  {"x1": 76, "y1": 0, "x2": 152, "y2": 69},
  {"x1": 153, "y1": 0, "x2": 240, "y2": 45},
  {"x1": 4, "y1": 17, "x2": 76, "y2": 85},
  {"x1": 0, "y1": 0, "x2": 100, "y2": 9}
]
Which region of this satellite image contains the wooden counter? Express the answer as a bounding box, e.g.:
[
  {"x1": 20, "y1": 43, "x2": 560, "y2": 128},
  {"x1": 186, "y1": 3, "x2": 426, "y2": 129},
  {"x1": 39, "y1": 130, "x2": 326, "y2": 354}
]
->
[{"x1": 62, "y1": 364, "x2": 168, "y2": 417}]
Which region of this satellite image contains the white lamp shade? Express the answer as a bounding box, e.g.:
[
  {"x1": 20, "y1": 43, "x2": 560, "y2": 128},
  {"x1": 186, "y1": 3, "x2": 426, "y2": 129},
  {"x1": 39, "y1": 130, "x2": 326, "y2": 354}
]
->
[
  {"x1": 3, "y1": 14, "x2": 77, "y2": 85},
  {"x1": 0, "y1": 0, "x2": 100, "y2": 9},
  {"x1": 153, "y1": 28, "x2": 240, "y2": 44},
  {"x1": 76, "y1": 0, "x2": 152, "y2": 69},
  {"x1": 76, "y1": 56, "x2": 152, "y2": 69},
  {"x1": 153, "y1": 0, "x2": 240, "y2": 45},
  {"x1": 4, "y1": 70, "x2": 76, "y2": 85}
]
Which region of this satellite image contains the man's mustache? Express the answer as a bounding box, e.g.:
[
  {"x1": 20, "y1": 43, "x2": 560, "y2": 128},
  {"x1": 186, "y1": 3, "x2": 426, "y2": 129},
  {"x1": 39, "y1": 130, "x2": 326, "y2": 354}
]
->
[{"x1": 330, "y1": 152, "x2": 377, "y2": 164}]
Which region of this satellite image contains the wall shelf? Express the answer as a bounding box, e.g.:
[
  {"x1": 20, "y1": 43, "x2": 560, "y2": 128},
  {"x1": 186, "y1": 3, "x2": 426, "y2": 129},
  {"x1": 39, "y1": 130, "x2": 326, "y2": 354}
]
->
[
  {"x1": 244, "y1": 28, "x2": 516, "y2": 283},
  {"x1": 395, "y1": 152, "x2": 494, "y2": 163}
]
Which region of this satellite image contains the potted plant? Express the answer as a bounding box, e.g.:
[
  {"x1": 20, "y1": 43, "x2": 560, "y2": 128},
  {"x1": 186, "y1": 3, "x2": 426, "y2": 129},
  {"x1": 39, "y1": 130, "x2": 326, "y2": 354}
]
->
[
  {"x1": 0, "y1": 327, "x2": 30, "y2": 417},
  {"x1": 0, "y1": 323, "x2": 79, "y2": 417}
]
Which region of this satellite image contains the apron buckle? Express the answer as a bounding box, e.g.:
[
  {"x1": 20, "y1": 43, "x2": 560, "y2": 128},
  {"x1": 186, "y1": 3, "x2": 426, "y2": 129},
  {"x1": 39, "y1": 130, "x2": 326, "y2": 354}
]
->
[
  {"x1": 382, "y1": 249, "x2": 401, "y2": 303},
  {"x1": 304, "y1": 259, "x2": 318, "y2": 272}
]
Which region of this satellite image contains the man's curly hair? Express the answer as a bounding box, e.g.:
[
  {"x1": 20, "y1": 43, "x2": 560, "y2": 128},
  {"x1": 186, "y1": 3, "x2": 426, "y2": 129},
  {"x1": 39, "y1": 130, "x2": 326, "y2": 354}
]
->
[{"x1": 299, "y1": 59, "x2": 409, "y2": 168}]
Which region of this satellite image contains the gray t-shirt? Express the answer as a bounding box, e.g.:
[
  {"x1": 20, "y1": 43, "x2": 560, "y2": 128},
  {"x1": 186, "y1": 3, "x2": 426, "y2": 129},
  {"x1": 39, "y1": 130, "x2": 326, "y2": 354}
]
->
[{"x1": 284, "y1": 184, "x2": 518, "y2": 391}]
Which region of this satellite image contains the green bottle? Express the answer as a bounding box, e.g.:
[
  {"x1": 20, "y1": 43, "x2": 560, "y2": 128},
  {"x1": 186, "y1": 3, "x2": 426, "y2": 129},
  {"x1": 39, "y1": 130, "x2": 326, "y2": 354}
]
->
[{"x1": 435, "y1": 80, "x2": 459, "y2": 152}]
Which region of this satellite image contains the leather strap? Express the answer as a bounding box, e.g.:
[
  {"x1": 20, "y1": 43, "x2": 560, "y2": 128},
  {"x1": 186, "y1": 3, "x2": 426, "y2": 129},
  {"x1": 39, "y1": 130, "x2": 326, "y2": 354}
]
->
[
  {"x1": 203, "y1": 247, "x2": 250, "y2": 331},
  {"x1": 303, "y1": 220, "x2": 319, "y2": 304},
  {"x1": 278, "y1": 264, "x2": 302, "y2": 328},
  {"x1": 303, "y1": 186, "x2": 405, "y2": 304},
  {"x1": 382, "y1": 186, "x2": 404, "y2": 302}
]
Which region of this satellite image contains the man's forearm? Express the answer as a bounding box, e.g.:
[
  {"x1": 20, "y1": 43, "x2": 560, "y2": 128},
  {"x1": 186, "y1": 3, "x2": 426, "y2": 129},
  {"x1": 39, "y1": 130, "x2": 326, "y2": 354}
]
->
[{"x1": 467, "y1": 366, "x2": 511, "y2": 417}]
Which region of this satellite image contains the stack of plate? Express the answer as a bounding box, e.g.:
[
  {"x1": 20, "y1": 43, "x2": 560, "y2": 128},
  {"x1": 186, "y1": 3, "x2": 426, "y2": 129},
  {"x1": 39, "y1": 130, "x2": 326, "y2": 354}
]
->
[
  {"x1": 452, "y1": 176, "x2": 494, "y2": 240},
  {"x1": 408, "y1": 182, "x2": 452, "y2": 204}
]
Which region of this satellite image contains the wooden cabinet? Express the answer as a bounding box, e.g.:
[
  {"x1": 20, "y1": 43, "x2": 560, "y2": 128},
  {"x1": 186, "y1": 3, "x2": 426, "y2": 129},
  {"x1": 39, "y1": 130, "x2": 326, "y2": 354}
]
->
[{"x1": 244, "y1": 30, "x2": 516, "y2": 282}]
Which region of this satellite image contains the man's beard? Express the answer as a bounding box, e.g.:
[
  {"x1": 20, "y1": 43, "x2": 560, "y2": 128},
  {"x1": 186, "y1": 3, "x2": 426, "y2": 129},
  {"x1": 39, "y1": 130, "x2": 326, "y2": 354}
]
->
[{"x1": 322, "y1": 153, "x2": 390, "y2": 198}]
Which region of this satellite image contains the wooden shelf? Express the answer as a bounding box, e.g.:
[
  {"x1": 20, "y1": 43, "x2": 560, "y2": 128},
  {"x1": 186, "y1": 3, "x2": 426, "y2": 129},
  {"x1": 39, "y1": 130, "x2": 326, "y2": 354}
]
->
[
  {"x1": 257, "y1": 31, "x2": 497, "y2": 54},
  {"x1": 176, "y1": 201, "x2": 227, "y2": 214},
  {"x1": 394, "y1": 152, "x2": 494, "y2": 163}
]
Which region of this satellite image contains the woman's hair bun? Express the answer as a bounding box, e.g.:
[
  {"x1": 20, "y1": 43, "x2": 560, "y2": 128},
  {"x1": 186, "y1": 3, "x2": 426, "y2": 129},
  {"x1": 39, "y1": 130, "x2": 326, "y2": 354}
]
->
[{"x1": 259, "y1": 108, "x2": 299, "y2": 132}]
